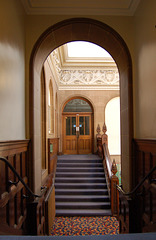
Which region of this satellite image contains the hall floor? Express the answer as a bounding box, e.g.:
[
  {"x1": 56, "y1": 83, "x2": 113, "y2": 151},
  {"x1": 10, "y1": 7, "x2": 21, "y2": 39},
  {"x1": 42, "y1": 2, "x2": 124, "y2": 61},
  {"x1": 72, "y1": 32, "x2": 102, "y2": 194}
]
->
[{"x1": 51, "y1": 216, "x2": 119, "y2": 236}]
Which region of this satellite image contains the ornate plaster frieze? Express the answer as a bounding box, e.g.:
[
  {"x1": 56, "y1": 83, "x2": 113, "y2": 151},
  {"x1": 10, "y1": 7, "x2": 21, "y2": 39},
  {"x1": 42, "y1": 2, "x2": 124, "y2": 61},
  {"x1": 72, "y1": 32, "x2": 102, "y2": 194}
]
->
[
  {"x1": 49, "y1": 48, "x2": 119, "y2": 90},
  {"x1": 59, "y1": 69, "x2": 119, "y2": 86}
]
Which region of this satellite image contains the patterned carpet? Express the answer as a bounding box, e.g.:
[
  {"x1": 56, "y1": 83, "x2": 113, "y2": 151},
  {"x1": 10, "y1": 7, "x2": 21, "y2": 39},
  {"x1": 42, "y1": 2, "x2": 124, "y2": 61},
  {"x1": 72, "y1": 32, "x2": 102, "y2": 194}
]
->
[{"x1": 51, "y1": 217, "x2": 119, "y2": 236}]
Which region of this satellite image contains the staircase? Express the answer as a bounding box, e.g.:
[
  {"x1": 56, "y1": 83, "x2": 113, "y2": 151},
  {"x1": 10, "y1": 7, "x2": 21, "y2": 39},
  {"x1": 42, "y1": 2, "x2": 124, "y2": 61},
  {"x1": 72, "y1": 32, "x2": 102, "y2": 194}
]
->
[{"x1": 55, "y1": 154, "x2": 111, "y2": 216}]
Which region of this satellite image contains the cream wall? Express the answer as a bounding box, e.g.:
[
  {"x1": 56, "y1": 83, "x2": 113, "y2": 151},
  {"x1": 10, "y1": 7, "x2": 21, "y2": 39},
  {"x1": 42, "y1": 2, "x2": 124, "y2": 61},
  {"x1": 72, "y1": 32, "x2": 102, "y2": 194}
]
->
[
  {"x1": 134, "y1": 0, "x2": 156, "y2": 139},
  {"x1": 0, "y1": 0, "x2": 26, "y2": 140}
]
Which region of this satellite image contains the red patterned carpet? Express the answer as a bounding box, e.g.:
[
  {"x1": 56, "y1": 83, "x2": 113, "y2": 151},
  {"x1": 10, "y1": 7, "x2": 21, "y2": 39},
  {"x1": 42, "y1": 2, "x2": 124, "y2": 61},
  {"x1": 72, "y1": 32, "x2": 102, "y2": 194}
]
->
[{"x1": 51, "y1": 216, "x2": 119, "y2": 236}]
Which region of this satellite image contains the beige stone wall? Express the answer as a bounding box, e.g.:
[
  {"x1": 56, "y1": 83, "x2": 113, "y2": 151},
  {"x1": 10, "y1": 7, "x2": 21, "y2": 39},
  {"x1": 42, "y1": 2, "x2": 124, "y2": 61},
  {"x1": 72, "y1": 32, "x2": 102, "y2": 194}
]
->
[
  {"x1": 58, "y1": 89, "x2": 119, "y2": 152},
  {"x1": 44, "y1": 56, "x2": 119, "y2": 154},
  {"x1": 0, "y1": 0, "x2": 25, "y2": 140},
  {"x1": 40, "y1": 59, "x2": 59, "y2": 181}
]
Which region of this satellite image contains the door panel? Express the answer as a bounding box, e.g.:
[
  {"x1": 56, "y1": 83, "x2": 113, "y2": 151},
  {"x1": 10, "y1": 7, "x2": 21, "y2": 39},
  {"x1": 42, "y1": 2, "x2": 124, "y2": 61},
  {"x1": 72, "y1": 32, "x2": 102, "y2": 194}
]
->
[
  {"x1": 64, "y1": 116, "x2": 77, "y2": 154},
  {"x1": 63, "y1": 113, "x2": 92, "y2": 154}
]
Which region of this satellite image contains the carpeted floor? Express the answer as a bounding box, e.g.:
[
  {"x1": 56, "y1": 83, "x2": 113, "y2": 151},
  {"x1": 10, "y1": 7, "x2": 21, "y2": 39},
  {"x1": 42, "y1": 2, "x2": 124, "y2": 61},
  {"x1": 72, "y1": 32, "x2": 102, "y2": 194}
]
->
[{"x1": 51, "y1": 216, "x2": 119, "y2": 236}]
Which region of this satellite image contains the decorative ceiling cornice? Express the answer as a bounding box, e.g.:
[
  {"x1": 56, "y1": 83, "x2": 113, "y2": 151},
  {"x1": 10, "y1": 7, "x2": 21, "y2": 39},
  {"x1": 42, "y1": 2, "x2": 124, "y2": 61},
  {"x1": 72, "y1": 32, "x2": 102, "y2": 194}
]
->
[
  {"x1": 21, "y1": 0, "x2": 141, "y2": 16},
  {"x1": 47, "y1": 47, "x2": 119, "y2": 91}
]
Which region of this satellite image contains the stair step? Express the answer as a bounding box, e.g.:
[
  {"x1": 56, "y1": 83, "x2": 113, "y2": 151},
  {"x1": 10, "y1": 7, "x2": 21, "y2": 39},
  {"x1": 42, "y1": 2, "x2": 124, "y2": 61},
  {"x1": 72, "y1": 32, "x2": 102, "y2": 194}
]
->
[
  {"x1": 55, "y1": 155, "x2": 110, "y2": 216},
  {"x1": 57, "y1": 163, "x2": 103, "y2": 167},
  {"x1": 55, "y1": 172, "x2": 105, "y2": 178},
  {"x1": 57, "y1": 158, "x2": 102, "y2": 164},
  {"x1": 55, "y1": 177, "x2": 106, "y2": 183},
  {"x1": 56, "y1": 209, "x2": 112, "y2": 216},
  {"x1": 55, "y1": 195, "x2": 110, "y2": 202},
  {"x1": 56, "y1": 202, "x2": 111, "y2": 209},
  {"x1": 55, "y1": 188, "x2": 109, "y2": 195},
  {"x1": 55, "y1": 183, "x2": 107, "y2": 189},
  {"x1": 56, "y1": 167, "x2": 104, "y2": 172}
]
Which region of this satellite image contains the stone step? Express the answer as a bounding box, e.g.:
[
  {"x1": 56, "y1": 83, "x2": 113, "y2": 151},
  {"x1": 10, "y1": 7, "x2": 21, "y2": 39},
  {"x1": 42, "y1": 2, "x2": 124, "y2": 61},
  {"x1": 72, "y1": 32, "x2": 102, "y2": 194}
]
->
[
  {"x1": 55, "y1": 177, "x2": 106, "y2": 183},
  {"x1": 55, "y1": 182, "x2": 107, "y2": 189},
  {"x1": 56, "y1": 209, "x2": 112, "y2": 216},
  {"x1": 56, "y1": 167, "x2": 104, "y2": 172},
  {"x1": 57, "y1": 162, "x2": 103, "y2": 168},
  {"x1": 55, "y1": 188, "x2": 109, "y2": 195},
  {"x1": 55, "y1": 172, "x2": 105, "y2": 178},
  {"x1": 55, "y1": 195, "x2": 110, "y2": 202},
  {"x1": 56, "y1": 202, "x2": 111, "y2": 210}
]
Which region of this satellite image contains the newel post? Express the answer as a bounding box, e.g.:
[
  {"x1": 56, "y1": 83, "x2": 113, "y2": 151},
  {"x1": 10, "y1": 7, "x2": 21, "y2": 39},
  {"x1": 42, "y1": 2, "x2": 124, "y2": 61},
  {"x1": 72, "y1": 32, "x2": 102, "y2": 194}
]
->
[
  {"x1": 111, "y1": 159, "x2": 119, "y2": 218},
  {"x1": 102, "y1": 123, "x2": 108, "y2": 145},
  {"x1": 96, "y1": 124, "x2": 102, "y2": 157}
]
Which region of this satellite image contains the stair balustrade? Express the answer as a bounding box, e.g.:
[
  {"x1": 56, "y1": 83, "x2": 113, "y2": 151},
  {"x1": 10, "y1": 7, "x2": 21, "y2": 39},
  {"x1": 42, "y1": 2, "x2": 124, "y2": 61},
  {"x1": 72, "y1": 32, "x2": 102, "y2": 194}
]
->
[
  {"x1": 0, "y1": 158, "x2": 56, "y2": 235},
  {"x1": 96, "y1": 123, "x2": 119, "y2": 217}
]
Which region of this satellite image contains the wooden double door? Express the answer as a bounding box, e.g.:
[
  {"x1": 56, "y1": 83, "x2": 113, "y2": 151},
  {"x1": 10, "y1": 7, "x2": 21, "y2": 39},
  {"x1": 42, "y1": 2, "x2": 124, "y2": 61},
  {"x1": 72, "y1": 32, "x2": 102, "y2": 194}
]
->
[{"x1": 63, "y1": 113, "x2": 93, "y2": 154}]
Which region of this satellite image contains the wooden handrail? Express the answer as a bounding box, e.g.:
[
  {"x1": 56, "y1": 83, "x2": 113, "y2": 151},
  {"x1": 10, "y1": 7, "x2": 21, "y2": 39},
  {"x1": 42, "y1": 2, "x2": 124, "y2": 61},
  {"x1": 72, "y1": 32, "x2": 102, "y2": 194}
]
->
[
  {"x1": 117, "y1": 165, "x2": 156, "y2": 197},
  {"x1": 102, "y1": 145, "x2": 119, "y2": 217},
  {"x1": 103, "y1": 143, "x2": 112, "y2": 178},
  {"x1": 0, "y1": 157, "x2": 46, "y2": 199}
]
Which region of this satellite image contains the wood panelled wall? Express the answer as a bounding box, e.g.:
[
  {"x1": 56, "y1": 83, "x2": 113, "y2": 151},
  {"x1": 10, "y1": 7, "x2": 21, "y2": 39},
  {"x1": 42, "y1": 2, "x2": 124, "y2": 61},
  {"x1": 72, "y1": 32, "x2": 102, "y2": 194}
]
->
[
  {"x1": 119, "y1": 139, "x2": 156, "y2": 233},
  {"x1": 0, "y1": 138, "x2": 58, "y2": 235},
  {"x1": 133, "y1": 139, "x2": 156, "y2": 232},
  {"x1": 133, "y1": 139, "x2": 156, "y2": 185},
  {"x1": 27, "y1": 138, "x2": 58, "y2": 235},
  {"x1": 0, "y1": 140, "x2": 29, "y2": 235}
]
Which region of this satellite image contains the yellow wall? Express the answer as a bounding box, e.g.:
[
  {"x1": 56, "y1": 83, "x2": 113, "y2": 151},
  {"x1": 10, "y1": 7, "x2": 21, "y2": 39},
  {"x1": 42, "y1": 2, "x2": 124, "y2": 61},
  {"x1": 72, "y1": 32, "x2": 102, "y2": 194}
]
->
[
  {"x1": 134, "y1": 0, "x2": 156, "y2": 138},
  {"x1": 0, "y1": 0, "x2": 26, "y2": 140}
]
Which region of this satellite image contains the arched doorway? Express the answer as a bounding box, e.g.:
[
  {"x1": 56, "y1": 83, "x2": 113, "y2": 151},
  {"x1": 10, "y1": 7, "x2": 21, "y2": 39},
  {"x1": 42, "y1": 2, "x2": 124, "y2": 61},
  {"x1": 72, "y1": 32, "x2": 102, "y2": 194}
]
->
[
  {"x1": 62, "y1": 97, "x2": 94, "y2": 155},
  {"x1": 30, "y1": 18, "x2": 133, "y2": 192}
]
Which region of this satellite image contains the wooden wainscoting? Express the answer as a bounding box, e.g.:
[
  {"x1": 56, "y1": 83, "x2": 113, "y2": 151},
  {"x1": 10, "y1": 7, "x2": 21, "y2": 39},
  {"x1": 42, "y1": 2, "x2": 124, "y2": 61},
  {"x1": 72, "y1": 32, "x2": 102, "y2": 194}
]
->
[
  {"x1": 119, "y1": 139, "x2": 156, "y2": 233},
  {"x1": 133, "y1": 139, "x2": 156, "y2": 232},
  {"x1": 133, "y1": 139, "x2": 156, "y2": 184},
  {"x1": 0, "y1": 140, "x2": 29, "y2": 235},
  {"x1": 26, "y1": 138, "x2": 58, "y2": 235}
]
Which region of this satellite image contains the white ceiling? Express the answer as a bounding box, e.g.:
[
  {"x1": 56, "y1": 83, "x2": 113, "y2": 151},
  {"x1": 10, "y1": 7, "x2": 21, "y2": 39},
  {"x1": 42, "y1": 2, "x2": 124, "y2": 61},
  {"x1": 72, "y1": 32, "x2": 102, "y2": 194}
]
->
[{"x1": 21, "y1": 0, "x2": 141, "y2": 16}]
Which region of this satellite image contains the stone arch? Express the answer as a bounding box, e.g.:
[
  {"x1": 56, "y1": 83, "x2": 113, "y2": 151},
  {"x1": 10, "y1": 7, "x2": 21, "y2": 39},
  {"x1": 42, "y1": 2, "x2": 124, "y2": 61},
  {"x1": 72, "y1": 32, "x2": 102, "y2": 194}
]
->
[{"x1": 29, "y1": 18, "x2": 133, "y2": 192}]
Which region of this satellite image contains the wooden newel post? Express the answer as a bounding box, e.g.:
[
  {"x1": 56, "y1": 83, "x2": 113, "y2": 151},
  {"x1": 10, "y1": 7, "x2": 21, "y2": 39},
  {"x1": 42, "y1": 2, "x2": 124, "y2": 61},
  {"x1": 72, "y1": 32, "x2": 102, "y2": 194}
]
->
[
  {"x1": 96, "y1": 124, "x2": 102, "y2": 157},
  {"x1": 102, "y1": 123, "x2": 108, "y2": 145},
  {"x1": 111, "y1": 159, "x2": 119, "y2": 218}
]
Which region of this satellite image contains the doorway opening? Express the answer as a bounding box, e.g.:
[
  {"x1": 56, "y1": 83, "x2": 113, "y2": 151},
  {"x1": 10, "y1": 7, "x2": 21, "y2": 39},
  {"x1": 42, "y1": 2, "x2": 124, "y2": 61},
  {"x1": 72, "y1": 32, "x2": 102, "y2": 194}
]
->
[{"x1": 62, "y1": 97, "x2": 94, "y2": 154}]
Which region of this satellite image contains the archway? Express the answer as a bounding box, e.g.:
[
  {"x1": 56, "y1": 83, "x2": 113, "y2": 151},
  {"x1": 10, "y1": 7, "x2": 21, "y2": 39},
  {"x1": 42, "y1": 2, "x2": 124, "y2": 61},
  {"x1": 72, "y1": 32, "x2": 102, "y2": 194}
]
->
[{"x1": 29, "y1": 18, "x2": 133, "y2": 193}]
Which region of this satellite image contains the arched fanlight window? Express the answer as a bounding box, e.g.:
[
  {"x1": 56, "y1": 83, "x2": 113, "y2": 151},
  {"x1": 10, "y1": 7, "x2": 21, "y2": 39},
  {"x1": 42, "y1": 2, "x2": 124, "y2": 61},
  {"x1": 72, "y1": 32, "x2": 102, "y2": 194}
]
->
[{"x1": 63, "y1": 98, "x2": 92, "y2": 113}]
